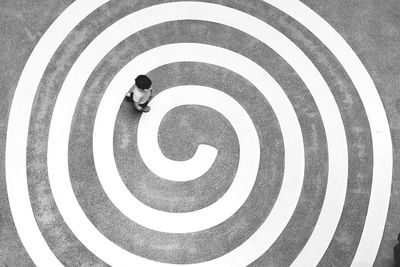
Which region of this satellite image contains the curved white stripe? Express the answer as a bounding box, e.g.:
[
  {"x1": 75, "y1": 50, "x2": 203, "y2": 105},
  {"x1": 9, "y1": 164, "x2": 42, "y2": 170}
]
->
[
  {"x1": 5, "y1": 0, "x2": 388, "y2": 266},
  {"x1": 138, "y1": 141, "x2": 218, "y2": 182},
  {"x1": 108, "y1": 84, "x2": 259, "y2": 231},
  {"x1": 93, "y1": 44, "x2": 294, "y2": 233},
  {"x1": 51, "y1": 39, "x2": 304, "y2": 263},
  {"x1": 137, "y1": 111, "x2": 218, "y2": 182},
  {"x1": 10, "y1": 1, "x2": 341, "y2": 265},
  {"x1": 5, "y1": 0, "x2": 108, "y2": 266},
  {"x1": 135, "y1": 87, "x2": 242, "y2": 184},
  {"x1": 48, "y1": 2, "x2": 342, "y2": 265},
  {"x1": 266, "y1": 2, "x2": 392, "y2": 266}
]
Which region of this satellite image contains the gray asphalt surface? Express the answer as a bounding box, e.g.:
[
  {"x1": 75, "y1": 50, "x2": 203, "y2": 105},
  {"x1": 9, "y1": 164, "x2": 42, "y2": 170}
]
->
[{"x1": 0, "y1": 0, "x2": 399, "y2": 266}]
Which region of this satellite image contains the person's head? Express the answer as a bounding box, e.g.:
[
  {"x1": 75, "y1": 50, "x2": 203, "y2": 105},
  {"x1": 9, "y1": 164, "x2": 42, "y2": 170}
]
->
[{"x1": 135, "y1": 75, "x2": 152, "y2": 90}]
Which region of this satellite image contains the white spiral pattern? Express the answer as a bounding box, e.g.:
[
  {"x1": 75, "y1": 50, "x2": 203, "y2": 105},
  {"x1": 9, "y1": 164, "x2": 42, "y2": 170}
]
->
[
  {"x1": 5, "y1": 0, "x2": 392, "y2": 266},
  {"x1": 93, "y1": 43, "x2": 302, "y2": 233}
]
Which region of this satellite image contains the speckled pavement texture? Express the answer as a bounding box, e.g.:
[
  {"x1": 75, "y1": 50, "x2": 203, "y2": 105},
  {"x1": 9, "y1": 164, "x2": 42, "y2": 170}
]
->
[{"x1": 0, "y1": 0, "x2": 399, "y2": 266}]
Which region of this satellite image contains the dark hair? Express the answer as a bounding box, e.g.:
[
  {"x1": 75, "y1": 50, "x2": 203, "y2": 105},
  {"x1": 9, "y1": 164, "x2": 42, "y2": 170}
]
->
[
  {"x1": 398, "y1": 233, "x2": 400, "y2": 242},
  {"x1": 135, "y1": 75, "x2": 152, "y2": 89}
]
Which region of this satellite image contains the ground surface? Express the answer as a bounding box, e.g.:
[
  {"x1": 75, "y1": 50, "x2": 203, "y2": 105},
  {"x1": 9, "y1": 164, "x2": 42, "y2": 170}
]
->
[{"x1": 0, "y1": 0, "x2": 399, "y2": 266}]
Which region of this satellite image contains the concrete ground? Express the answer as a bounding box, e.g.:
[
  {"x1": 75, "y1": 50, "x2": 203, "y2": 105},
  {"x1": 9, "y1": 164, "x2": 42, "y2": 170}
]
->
[{"x1": 0, "y1": 0, "x2": 399, "y2": 266}]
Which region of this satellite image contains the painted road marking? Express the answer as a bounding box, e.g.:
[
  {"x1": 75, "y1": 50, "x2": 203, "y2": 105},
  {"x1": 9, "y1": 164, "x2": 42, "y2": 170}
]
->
[
  {"x1": 93, "y1": 44, "x2": 300, "y2": 233},
  {"x1": 268, "y1": 2, "x2": 392, "y2": 265},
  {"x1": 48, "y1": 3, "x2": 342, "y2": 265},
  {"x1": 5, "y1": 1, "x2": 391, "y2": 266}
]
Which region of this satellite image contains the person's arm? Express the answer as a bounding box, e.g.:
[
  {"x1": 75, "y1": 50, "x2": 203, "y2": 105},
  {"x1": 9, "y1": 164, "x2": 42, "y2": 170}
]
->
[
  {"x1": 129, "y1": 84, "x2": 136, "y2": 93},
  {"x1": 126, "y1": 85, "x2": 135, "y2": 98}
]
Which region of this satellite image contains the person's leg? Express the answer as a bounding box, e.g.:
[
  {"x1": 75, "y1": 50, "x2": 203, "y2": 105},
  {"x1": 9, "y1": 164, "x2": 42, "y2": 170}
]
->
[{"x1": 138, "y1": 101, "x2": 150, "y2": 112}]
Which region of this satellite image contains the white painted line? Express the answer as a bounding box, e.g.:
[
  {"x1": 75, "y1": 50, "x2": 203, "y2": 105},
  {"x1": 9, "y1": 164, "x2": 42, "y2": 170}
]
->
[
  {"x1": 47, "y1": 2, "x2": 337, "y2": 265},
  {"x1": 266, "y1": 0, "x2": 393, "y2": 267},
  {"x1": 137, "y1": 96, "x2": 219, "y2": 182},
  {"x1": 93, "y1": 44, "x2": 298, "y2": 233},
  {"x1": 266, "y1": 1, "x2": 392, "y2": 266},
  {"x1": 53, "y1": 41, "x2": 302, "y2": 263},
  {"x1": 11, "y1": 2, "x2": 332, "y2": 266},
  {"x1": 99, "y1": 84, "x2": 258, "y2": 230},
  {"x1": 5, "y1": 0, "x2": 390, "y2": 266},
  {"x1": 5, "y1": 0, "x2": 108, "y2": 266}
]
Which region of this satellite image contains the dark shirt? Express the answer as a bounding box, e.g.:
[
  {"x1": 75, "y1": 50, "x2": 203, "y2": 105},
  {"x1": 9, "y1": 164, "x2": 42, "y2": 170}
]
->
[{"x1": 395, "y1": 243, "x2": 400, "y2": 267}]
